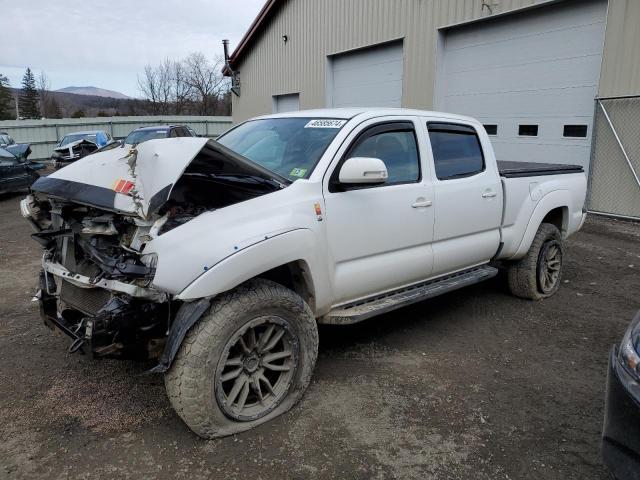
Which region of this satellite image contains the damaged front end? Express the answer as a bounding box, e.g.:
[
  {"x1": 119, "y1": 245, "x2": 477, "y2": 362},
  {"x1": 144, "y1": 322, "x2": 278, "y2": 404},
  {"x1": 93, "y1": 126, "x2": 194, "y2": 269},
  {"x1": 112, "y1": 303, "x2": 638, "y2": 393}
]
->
[
  {"x1": 22, "y1": 137, "x2": 287, "y2": 363},
  {"x1": 51, "y1": 139, "x2": 99, "y2": 167},
  {"x1": 26, "y1": 195, "x2": 170, "y2": 359}
]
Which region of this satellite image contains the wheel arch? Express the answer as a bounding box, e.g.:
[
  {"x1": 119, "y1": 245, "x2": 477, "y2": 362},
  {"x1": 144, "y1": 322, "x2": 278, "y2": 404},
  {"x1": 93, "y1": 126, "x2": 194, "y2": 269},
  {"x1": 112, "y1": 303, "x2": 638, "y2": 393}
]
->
[
  {"x1": 540, "y1": 206, "x2": 569, "y2": 236},
  {"x1": 512, "y1": 190, "x2": 571, "y2": 259},
  {"x1": 256, "y1": 260, "x2": 317, "y2": 312},
  {"x1": 175, "y1": 229, "x2": 325, "y2": 310}
]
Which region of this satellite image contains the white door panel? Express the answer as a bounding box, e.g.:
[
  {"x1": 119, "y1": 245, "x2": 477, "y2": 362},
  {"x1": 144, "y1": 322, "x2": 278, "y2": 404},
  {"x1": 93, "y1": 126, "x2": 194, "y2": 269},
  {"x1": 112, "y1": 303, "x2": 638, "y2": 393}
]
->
[
  {"x1": 326, "y1": 184, "x2": 434, "y2": 303},
  {"x1": 431, "y1": 172, "x2": 503, "y2": 275}
]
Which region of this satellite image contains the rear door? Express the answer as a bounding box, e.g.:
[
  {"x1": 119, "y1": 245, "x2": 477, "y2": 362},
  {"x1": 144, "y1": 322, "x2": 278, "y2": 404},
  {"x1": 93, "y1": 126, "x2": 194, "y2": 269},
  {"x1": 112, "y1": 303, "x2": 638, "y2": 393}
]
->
[
  {"x1": 425, "y1": 121, "x2": 502, "y2": 275},
  {"x1": 323, "y1": 117, "x2": 435, "y2": 304}
]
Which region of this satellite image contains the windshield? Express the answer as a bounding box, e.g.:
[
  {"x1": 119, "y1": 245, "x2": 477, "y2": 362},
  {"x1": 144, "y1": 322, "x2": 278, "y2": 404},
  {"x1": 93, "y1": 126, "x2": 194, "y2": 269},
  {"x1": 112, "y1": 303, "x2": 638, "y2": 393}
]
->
[
  {"x1": 217, "y1": 118, "x2": 346, "y2": 181},
  {"x1": 60, "y1": 133, "x2": 97, "y2": 147},
  {"x1": 124, "y1": 129, "x2": 169, "y2": 145},
  {"x1": 0, "y1": 134, "x2": 14, "y2": 145}
]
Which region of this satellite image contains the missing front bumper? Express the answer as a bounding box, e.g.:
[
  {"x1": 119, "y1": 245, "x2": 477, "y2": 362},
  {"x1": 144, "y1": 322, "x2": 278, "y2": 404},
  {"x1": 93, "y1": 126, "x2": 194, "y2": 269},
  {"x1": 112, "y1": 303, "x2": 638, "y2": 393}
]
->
[
  {"x1": 42, "y1": 258, "x2": 165, "y2": 301},
  {"x1": 38, "y1": 269, "x2": 169, "y2": 360}
]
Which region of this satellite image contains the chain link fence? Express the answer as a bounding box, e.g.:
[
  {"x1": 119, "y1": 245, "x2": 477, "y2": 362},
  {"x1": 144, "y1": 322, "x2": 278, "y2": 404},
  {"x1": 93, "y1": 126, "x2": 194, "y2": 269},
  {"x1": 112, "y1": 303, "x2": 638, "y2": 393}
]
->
[{"x1": 588, "y1": 95, "x2": 640, "y2": 220}]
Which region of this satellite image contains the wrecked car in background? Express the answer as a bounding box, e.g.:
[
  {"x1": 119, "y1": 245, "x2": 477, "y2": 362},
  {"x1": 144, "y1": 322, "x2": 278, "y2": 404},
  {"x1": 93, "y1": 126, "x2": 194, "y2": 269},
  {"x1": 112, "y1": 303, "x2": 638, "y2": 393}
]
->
[
  {"x1": 0, "y1": 142, "x2": 44, "y2": 194},
  {"x1": 51, "y1": 130, "x2": 114, "y2": 168},
  {"x1": 1, "y1": 131, "x2": 34, "y2": 162}
]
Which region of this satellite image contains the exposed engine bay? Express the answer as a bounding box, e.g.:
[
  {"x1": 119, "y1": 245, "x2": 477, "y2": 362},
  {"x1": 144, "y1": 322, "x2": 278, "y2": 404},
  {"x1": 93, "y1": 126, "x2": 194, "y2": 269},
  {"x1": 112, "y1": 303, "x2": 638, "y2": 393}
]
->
[{"x1": 22, "y1": 138, "x2": 285, "y2": 360}]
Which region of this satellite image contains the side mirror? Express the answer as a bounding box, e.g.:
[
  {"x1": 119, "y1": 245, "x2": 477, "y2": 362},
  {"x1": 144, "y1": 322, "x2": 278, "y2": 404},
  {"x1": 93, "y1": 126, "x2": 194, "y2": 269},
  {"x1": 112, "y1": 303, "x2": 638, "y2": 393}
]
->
[{"x1": 338, "y1": 157, "x2": 388, "y2": 185}]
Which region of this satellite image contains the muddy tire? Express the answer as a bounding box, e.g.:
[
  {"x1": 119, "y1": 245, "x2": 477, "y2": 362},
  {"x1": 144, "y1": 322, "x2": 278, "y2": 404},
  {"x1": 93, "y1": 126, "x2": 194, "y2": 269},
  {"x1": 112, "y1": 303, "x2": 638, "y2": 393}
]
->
[
  {"x1": 164, "y1": 279, "x2": 318, "y2": 439},
  {"x1": 507, "y1": 223, "x2": 564, "y2": 300}
]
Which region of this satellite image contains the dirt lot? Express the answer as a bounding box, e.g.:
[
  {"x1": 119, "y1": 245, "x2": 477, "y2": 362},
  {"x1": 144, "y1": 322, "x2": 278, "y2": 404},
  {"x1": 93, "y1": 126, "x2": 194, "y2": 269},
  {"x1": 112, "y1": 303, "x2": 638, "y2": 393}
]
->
[{"x1": 1, "y1": 192, "x2": 639, "y2": 480}]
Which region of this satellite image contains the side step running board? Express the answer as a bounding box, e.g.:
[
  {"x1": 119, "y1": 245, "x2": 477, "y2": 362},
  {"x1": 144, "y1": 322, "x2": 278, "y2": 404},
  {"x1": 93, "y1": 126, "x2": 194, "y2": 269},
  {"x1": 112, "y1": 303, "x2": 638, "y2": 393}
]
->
[{"x1": 321, "y1": 265, "x2": 498, "y2": 325}]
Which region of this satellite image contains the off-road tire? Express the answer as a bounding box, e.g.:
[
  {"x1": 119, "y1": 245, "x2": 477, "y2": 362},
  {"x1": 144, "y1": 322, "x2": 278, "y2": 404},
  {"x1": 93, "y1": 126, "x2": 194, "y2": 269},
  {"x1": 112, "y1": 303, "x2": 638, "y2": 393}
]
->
[
  {"x1": 164, "y1": 279, "x2": 318, "y2": 439},
  {"x1": 507, "y1": 223, "x2": 564, "y2": 300}
]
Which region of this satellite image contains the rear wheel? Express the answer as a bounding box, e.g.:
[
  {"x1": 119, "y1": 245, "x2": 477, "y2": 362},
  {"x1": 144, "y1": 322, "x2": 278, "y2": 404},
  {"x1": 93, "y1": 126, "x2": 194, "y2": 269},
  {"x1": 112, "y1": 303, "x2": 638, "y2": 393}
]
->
[
  {"x1": 164, "y1": 279, "x2": 318, "y2": 438},
  {"x1": 507, "y1": 223, "x2": 564, "y2": 300}
]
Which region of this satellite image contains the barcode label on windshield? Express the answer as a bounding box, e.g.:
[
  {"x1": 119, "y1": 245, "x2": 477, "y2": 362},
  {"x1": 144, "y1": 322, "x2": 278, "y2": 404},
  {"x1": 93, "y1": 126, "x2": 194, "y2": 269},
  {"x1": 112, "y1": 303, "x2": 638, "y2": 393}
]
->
[{"x1": 304, "y1": 119, "x2": 347, "y2": 129}]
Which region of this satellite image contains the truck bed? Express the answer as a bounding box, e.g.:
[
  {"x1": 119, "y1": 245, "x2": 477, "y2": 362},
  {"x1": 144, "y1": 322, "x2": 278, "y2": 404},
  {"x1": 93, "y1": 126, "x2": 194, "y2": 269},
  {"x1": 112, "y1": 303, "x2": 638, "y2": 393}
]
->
[{"x1": 498, "y1": 161, "x2": 583, "y2": 178}]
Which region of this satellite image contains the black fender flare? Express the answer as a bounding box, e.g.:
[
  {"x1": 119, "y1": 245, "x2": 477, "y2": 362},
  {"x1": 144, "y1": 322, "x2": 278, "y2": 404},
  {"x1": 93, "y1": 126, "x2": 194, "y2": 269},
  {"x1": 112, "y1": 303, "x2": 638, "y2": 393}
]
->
[{"x1": 148, "y1": 298, "x2": 211, "y2": 374}]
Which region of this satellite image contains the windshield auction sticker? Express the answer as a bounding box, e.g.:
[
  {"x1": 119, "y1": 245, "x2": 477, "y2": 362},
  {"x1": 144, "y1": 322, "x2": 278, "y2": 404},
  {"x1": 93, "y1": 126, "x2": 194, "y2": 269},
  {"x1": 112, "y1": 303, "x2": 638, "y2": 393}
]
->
[{"x1": 304, "y1": 119, "x2": 347, "y2": 129}]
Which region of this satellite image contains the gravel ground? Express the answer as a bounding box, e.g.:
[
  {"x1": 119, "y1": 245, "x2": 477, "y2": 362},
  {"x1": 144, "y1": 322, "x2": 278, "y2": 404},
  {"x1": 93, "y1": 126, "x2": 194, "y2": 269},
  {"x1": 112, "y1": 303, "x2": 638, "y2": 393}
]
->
[{"x1": 1, "y1": 191, "x2": 639, "y2": 479}]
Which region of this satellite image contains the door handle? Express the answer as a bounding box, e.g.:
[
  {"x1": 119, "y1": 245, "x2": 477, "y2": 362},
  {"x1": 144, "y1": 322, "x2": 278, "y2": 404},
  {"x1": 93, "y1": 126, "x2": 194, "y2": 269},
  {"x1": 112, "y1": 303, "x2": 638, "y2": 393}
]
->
[
  {"x1": 482, "y1": 191, "x2": 497, "y2": 198},
  {"x1": 412, "y1": 199, "x2": 432, "y2": 208}
]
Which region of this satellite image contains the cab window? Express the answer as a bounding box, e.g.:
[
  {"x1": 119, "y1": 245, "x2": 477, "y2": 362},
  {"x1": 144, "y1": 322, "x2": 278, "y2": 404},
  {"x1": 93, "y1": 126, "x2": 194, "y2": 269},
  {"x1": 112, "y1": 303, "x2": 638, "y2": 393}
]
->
[{"x1": 427, "y1": 123, "x2": 484, "y2": 180}]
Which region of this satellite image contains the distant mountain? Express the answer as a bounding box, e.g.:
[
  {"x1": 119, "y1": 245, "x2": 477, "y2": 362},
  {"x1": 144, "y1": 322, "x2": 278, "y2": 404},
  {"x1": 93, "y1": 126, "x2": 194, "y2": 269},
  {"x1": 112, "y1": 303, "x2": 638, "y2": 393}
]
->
[{"x1": 56, "y1": 86, "x2": 130, "y2": 100}]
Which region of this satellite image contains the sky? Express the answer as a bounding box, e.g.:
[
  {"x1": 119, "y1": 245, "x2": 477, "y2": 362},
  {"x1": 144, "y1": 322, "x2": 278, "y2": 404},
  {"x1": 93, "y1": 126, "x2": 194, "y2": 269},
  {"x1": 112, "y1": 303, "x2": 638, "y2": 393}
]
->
[{"x1": 1, "y1": 0, "x2": 265, "y2": 97}]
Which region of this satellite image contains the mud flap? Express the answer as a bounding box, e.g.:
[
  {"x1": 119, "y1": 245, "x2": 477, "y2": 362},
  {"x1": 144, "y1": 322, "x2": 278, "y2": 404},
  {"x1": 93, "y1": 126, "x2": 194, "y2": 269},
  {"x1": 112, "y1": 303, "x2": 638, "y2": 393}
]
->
[{"x1": 148, "y1": 298, "x2": 211, "y2": 374}]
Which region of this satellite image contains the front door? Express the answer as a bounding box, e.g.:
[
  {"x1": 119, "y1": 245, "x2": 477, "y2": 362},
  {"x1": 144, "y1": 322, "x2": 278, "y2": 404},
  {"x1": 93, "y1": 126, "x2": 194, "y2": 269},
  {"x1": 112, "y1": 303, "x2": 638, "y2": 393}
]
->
[{"x1": 323, "y1": 118, "x2": 435, "y2": 305}]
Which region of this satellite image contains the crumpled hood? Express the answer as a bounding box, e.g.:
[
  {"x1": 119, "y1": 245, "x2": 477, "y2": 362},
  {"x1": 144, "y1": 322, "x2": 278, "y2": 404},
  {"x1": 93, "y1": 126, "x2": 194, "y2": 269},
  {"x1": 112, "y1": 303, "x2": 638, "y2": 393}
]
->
[{"x1": 31, "y1": 137, "x2": 284, "y2": 219}]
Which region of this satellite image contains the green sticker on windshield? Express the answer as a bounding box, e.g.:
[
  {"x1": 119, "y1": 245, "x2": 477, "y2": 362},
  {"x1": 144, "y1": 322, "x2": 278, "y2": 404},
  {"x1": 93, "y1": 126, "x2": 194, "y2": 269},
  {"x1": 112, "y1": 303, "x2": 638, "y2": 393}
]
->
[{"x1": 289, "y1": 168, "x2": 307, "y2": 178}]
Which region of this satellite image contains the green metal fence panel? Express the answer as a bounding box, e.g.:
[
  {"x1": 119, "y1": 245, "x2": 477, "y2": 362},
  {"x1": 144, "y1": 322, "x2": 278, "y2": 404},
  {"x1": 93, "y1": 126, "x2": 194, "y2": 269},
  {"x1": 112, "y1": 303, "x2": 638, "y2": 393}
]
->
[{"x1": 0, "y1": 116, "x2": 233, "y2": 160}]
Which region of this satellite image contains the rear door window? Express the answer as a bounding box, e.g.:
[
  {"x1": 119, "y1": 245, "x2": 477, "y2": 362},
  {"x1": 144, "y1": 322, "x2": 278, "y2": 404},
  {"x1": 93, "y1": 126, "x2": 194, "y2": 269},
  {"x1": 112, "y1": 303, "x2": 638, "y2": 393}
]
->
[{"x1": 427, "y1": 123, "x2": 485, "y2": 180}]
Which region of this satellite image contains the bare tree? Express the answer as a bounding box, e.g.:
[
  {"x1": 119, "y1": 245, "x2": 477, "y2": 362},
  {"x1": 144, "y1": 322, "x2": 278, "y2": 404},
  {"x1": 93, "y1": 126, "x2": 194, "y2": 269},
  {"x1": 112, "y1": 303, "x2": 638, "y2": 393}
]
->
[
  {"x1": 37, "y1": 71, "x2": 52, "y2": 117},
  {"x1": 171, "y1": 60, "x2": 192, "y2": 114},
  {"x1": 138, "y1": 61, "x2": 174, "y2": 115},
  {"x1": 184, "y1": 53, "x2": 229, "y2": 115},
  {"x1": 137, "y1": 65, "x2": 161, "y2": 114},
  {"x1": 137, "y1": 52, "x2": 230, "y2": 116}
]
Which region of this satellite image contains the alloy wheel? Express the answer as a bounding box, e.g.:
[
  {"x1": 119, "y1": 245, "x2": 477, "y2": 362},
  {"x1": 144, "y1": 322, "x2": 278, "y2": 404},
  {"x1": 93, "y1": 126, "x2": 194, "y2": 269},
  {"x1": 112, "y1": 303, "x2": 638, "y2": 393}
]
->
[{"x1": 215, "y1": 316, "x2": 299, "y2": 421}]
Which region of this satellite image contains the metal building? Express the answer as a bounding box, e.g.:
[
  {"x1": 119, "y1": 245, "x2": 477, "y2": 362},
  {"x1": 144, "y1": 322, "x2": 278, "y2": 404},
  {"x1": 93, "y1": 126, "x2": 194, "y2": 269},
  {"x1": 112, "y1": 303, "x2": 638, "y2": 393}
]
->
[{"x1": 223, "y1": 0, "x2": 640, "y2": 219}]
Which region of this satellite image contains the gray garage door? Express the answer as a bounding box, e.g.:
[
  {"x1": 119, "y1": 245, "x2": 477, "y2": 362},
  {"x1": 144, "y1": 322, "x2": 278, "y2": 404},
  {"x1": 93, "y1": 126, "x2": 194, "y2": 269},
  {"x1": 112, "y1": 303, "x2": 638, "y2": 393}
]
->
[
  {"x1": 435, "y1": 0, "x2": 607, "y2": 169},
  {"x1": 329, "y1": 42, "x2": 403, "y2": 108},
  {"x1": 273, "y1": 93, "x2": 299, "y2": 113}
]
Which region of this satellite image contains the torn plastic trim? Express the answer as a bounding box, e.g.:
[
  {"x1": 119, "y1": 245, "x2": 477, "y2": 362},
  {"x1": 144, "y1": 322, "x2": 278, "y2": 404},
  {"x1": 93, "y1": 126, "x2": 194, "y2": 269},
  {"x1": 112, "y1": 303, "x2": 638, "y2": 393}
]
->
[
  {"x1": 43, "y1": 258, "x2": 165, "y2": 301},
  {"x1": 148, "y1": 298, "x2": 211, "y2": 373}
]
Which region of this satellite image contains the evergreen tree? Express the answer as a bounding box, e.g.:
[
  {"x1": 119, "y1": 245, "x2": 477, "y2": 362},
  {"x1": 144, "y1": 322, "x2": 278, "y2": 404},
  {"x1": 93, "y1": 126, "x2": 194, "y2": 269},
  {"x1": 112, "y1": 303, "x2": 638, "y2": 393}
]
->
[
  {"x1": 19, "y1": 68, "x2": 40, "y2": 119},
  {"x1": 0, "y1": 74, "x2": 13, "y2": 120}
]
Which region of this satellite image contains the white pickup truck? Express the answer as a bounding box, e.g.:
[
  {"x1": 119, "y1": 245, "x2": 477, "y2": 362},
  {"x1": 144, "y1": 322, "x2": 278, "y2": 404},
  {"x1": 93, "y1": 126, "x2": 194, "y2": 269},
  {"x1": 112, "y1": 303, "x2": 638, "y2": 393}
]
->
[{"x1": 21, "y1": 108, "x2": 587, "y2": 438}]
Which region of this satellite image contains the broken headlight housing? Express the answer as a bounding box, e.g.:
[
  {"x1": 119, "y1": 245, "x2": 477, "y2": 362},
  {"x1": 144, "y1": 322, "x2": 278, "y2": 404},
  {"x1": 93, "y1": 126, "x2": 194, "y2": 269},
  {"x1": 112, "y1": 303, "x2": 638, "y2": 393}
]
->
[{"x1": 618, "y1": 312, "x2": 640, "y2": 380}]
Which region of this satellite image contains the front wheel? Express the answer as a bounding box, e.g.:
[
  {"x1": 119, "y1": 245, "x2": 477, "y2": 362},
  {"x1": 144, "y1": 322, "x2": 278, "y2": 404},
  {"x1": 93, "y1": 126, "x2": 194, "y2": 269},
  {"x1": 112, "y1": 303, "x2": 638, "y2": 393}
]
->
[
  {"x1": 164, "y1": 279, "x2": 318, "y2": 438},
  {"x1": 507, "y1": 223, "x2": 564, "y2": 300}
]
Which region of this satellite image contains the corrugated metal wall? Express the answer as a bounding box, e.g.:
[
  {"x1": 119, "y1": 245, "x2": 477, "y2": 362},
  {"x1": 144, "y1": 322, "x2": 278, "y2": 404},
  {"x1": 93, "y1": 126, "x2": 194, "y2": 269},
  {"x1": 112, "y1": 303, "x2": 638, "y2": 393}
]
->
[
  {"x1": 231, "y1": 0, "x2": 640, "y2": 122},
  {"x1": 599, "y1": 0, "x2": 640, "y2": 98},
  {"x1": 0, "y1": 116, "x2": 232, "y2": 160}
]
